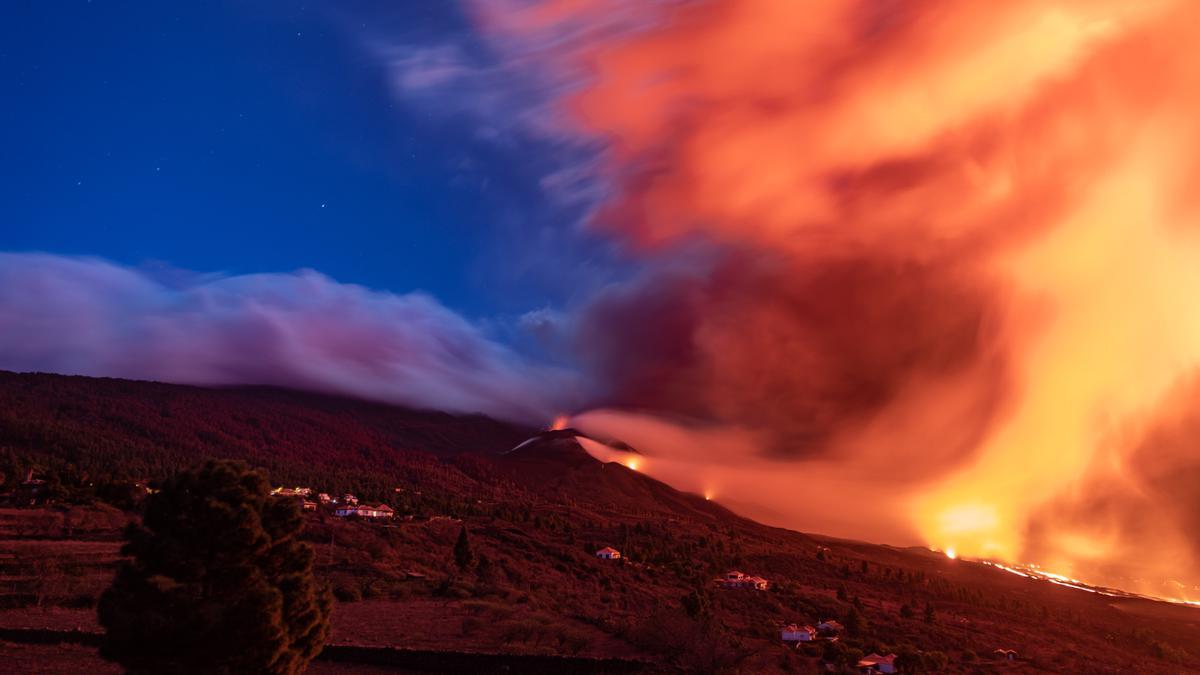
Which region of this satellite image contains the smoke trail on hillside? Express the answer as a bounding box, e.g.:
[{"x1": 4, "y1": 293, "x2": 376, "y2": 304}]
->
[{"x1": 475, "y1": 0, "x2": 1200, "y2": 598}]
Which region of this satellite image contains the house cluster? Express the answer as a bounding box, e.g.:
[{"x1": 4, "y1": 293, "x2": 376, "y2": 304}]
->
[
  {"x1": 270, "y1": 486, "x2": 312, "y2": 497},
  {"x1": 718, "y1": 570, "x2": 769, "y2": 590},
  {"x1": 333, "y1": 503, "x2": 395, "y2": 519},
  {"x1": 271, "y1": 486, "x2": 396, "y2": 520}
]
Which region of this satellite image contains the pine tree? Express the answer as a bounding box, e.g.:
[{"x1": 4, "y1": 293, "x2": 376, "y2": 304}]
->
[
  {"x1": 454, "y1": 524, "x2": 474, "y2": 569},
  {"x1": 845, "y1": 605, "x2": 867, "y2": 636},
  {"x1": 98, "y1": 460, "x2": 331, "y2": 674},
  {"x1": 681, "y1": 587, "x2": 711, "y2": 620}
]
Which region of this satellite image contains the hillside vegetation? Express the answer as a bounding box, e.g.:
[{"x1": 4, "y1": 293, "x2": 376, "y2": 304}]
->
[{"x1": 0, "y1": 371, "x2": 1197, "y2": 673}]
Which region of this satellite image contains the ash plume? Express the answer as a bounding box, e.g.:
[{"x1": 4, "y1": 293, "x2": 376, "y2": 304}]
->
[{"x1": 477, "y1": 0, "x2": 1200, "y2": 596}]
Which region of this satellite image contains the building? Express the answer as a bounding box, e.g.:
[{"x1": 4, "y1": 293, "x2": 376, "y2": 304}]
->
[
  {"x1": 856, "y1": 653, "x2": 897, "y2": 674},
  {"x1": 781, "y1": 624, "x2": 817, "y2": 642},
  {"x1": 595, "y1": 546, "x2": 622, "y2": 560},
  {"x1": 340, "y1": 493, "x2": 359, "y2": 506},
  {"x1": 333, "y1": 504, "x2": 394, "y2": 519},
  {"x1": 14, "y1": 470, "x2": 47, "y2": 506},
  {"x1": 719, "y1": 571, "x2": 769, "y2": 590},
  {"x1": 301, "y1": 500, "x2": 318, "y2": 511},
  {"x1": 817, "y1": 620, "x2": 844, "y2": 634},
  {"x1": 317, "y1": 493, "x2": 331, "y2": 504},
  {"x1": 857, "y1": 654, "x2": 894, "y2": 673},
  {"x1": 993, "y1": 648, "x2": 1018, "y2": 661},
  {"x1": 271, "y1": 486, "x2": 312, "y2": 497}
]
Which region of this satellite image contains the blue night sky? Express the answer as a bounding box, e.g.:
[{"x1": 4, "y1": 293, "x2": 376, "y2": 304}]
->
[{"x1": 1, "y1": 1, "x2": 604, "y2": 317}]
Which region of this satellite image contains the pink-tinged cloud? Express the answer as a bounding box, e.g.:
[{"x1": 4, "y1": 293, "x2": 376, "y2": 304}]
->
[{"x1": 0, "y1": 253, "x2": 580, "y2": 422}]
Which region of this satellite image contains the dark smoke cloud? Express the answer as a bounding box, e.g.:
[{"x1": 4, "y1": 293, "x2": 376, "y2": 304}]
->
[
  {"x1": 0, "y1": 253, "x2": 581, "y2": 422},
  {"x1": 573, "y1": 245, "x2": 1011, "y2": 470}
]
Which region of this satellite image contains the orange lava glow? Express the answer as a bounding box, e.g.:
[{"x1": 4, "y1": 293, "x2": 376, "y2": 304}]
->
[
  {"x1": 549, "y1": 414, "x2": 569, "y2": 431},
  {"x1": 479, "y1": 0, "x2": 1200, "y2": 600}
]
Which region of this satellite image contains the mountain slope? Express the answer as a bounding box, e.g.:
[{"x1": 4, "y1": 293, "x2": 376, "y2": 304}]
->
[{"x1": 0, "y1": 371, "x2": 1197, "y2": 673}]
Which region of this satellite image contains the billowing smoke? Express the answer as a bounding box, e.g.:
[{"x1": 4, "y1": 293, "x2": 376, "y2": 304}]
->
[
  {"x1": 476, "y1": 0, "x2": 1200, "y2": 597},
  {"x1": 0, "y1": 253, "x2": 580, "y2": 422}
]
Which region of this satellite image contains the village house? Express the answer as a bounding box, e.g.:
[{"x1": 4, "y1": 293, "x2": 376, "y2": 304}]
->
[
  {"x1": 856, "y1": 653, "x2": 897, "y2": 674},
  {"x1": 333, "y1": 504, "x2": 394, "y2": 519},
  {"x1": 301, "y1": 500, "x2": 318, "y2": 511},
  {"x1": 719, "y1": 570, "x2": 769, "y2": 590},
  {"x1": 817, "y1": 619, "x2": 845, "y2": 634},
  {"x1": 14, "y1": 470, "x2": 47, "y2": 506},
  {"x1": 595, "y1": 546, "x2": 622, "y2": 560},
  {"x1": 317, "y1": 493, "x2": 331, "y2": 504},
  {"x1": 339, "y1": 493, "x2": 359, "y2": 506},
  {"x1": 781, "y1": 624, "x2": 817, "y2": 642}
]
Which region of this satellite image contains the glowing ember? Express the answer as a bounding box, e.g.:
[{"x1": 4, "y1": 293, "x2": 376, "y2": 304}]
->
[
  {"x1": 549, "y1": 414, "x2": 569, "y2": 431},
  {"x1": 624, "y1": 457, "x2": 640, "y2": 471},
  {"x1": 945, "y1": 548, "x2": 958, "y2": 560}
]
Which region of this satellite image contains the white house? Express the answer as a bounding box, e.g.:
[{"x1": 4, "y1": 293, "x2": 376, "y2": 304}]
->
[
  {"x1": 856, "y1": 653, "x2": 896, "y2": 674},
  {"x1": 781, "y1": 624, "x2": 816, "y2": 642},
  {"x1": 993, "y1": 648, "x2": 1018, "y2": 661},
  {"x1": 595, "y1": 546, "x2": 622, "y2": 560}
]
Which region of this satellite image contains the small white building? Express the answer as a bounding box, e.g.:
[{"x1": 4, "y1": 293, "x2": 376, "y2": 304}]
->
[
  {"x1": 856, "y1": 653, "x2": 896, "y2": 674},
  {"x1": 993, "y1": 648, "x2": 1018, "y2": 661},
  {"x1": 781, "y1": 624, "x2": 816, "y2": 642},
  {"x1": 595, "y1": 546, "x2": 622, "y2": 560}
]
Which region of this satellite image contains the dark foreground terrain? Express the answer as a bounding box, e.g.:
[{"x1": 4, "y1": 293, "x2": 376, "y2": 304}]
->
[{"x1": 0, "y1": 371, "x2": 1197, "y2": 673}]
